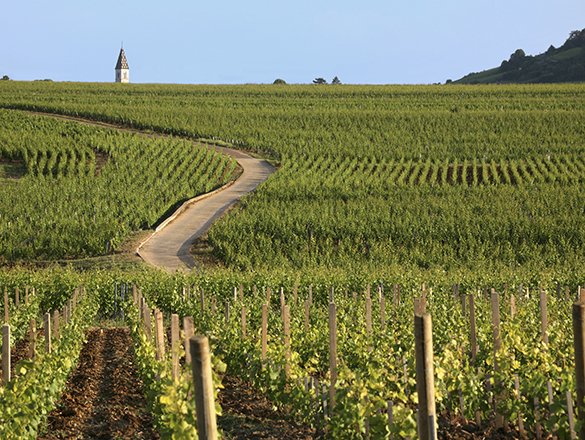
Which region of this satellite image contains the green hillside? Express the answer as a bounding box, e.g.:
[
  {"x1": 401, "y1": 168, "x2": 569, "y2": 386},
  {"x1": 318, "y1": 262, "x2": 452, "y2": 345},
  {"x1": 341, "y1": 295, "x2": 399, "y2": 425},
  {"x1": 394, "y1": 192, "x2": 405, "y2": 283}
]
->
[{"x1": 454, "y1": 28, "x2": 585, "y2": 84}]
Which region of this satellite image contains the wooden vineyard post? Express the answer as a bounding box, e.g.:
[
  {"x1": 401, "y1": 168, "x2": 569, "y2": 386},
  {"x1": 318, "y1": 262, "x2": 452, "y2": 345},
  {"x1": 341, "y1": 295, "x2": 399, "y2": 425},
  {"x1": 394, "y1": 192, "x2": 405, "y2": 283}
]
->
[
  {"x1": 518, "y1": 283, "x2": 524, "y2": 302},
  {"x1": 4, "y1": 291, "x2": 8, "y2": 323},
  {"x1": 461, "y1": 294, "x2": 466, "y2": 317},
  {"x1": 266, "y1": 287, "x2": 271, "y2": 306},
  {"x1": 566, "y1": 390, "x2": 577, "y2": 439},
  {"x1": 293, "y1": 284, "x2": 298, "y2": 305},
  {"x1": 15, "y1": 288, "x2": 19, "y2": 308},
  {"x1": 308, "y1": 285, "x2": 312, "y2": 305},
  {"x1": 366, "y1": 295, "x2": 372, "y2": 339},
  {"x1": 547, "y1": 381, "x2": 557, "y2": 438},
  {"x1": 144, "y1": 304, "x2": 152, "y2": 342},
  {"x1": 184, "y1": 316, "x2": 194, "y2": 365},
  {"x1": 329, "y1": 302, "x2": 337, "y2": 413},
  {"x1": 261, "y1": 304, "x2": 267, "y2": 362},
  {"x1": 154, "y1": 309, "x2": 165, "y2": 361},
  {"x1": 540, "y1": 287, "x2": 548, "y2": 348},
  {"x1": 139, "y1": 297, "x2": 145, "y2": 325},
  {"x1": 414, "y1": 298, "x2": 423, "y2": 316},
  {"x1": 132, "y1": 285, "x2": 137, "y2": 304},
  {"x1": 304, "y1": 300, "x2": 310, "y2": 331},
  {"x1": 534, "y1": 398, "x2": 542, "y2": 440},
  {"x1": 200, "y1": 289, "x2": 205, "y2": 314},
  {"x1": 44, "y1": 312, "x2": 51, "y2": 353},
  {"x1": 380, "y1": 296, "x2": 386, "y2": 331},
  {"x1": 284, "y1": 305, "x2": 290, "y2": 377},
  {"x1": 28, "y1": 318, "x2": 36, "y2": 360},
  {"x1": 190, "y1": 336, "x2": 218, "y2": 440},
  {"x1": 53, "y1": 310, "x2": 60, "y2": 339},
  {"x1": 510, "y1": 294, "x2": 516, "y2": 320},
  {"x1": 344, "y1": 283, "x2": 348, "y2": 300},
  {"x1": 171, "y1": 314, "x2": 180, "y2": 382},
  {"x1": 329, "y1": 286, "x2": 334, "y2": 303},
  {"x1": 581, "y1": 288, "x2": 585, "y2": 303},
  {"x1": 224, "y1": 302, "x2": 230, "y2": 324},
  {"x1": 280, "y1": 288, "x2": 285, "y2": 320},
  {"x1": 514, "y1": 374, "x2": 525, "y2": 437},
  {"x1": 2, "y1": 324, "x2": 9, "y2": 384},
  {"x1": 241, "y1": 307, "x2": 247, "y2": 339},
  {"x1": 491, "y1": 290, "x2": 503, "y2": 429},
  {"x1": 469, "y1": 293, "x2": 477, "y2": 361},
  {"x1": 414, "y1": 313, "x2": 437, "y2": 440},
  {"x1": 573, "y1": 301, "x2": 585, "y2": 440}
]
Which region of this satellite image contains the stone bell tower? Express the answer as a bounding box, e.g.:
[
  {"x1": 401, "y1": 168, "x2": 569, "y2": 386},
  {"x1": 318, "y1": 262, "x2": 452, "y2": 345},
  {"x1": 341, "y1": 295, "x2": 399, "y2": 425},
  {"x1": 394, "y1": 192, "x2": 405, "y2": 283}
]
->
[{"x1": 115, "y1": 46, "x2": 129, "y2": 83}]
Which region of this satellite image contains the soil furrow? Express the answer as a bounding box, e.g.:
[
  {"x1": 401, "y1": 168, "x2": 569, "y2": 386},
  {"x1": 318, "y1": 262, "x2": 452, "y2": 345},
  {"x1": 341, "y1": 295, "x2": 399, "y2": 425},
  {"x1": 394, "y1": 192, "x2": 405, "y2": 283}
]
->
[
  {"x1": 218, "y1": 375, "x2": 317, "y2": 439},
  {"x1": 38, "y1": 327, "x2": 159, "y2": 439}
]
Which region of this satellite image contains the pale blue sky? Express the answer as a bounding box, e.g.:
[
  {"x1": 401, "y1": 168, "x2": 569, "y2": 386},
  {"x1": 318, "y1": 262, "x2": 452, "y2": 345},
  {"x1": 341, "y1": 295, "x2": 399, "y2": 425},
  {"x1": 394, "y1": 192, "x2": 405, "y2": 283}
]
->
[{"x1": 2, "y1": 0, "x2": 584, "y2": 84}]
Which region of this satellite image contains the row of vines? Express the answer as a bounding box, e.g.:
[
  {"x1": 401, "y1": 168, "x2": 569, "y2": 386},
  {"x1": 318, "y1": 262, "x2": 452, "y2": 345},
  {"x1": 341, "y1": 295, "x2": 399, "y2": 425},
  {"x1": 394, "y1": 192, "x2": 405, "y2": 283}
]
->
[{"x1": 0, "y1": 109, "x2": 238, "y2": 260}]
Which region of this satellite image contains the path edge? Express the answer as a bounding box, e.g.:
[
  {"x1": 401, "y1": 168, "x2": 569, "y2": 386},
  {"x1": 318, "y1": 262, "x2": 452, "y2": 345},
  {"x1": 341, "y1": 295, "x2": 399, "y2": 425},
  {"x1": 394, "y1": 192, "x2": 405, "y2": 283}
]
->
[{"x1": 135, "y1": 178, "x2": 237, "y2": 256}]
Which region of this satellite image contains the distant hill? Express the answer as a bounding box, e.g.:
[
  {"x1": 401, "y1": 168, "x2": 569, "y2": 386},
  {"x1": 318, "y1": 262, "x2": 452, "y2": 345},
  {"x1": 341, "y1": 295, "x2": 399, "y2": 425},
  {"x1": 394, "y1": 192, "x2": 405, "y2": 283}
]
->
[{"x1": 453, "y1": 29, "x2": 585, "y2": 84}]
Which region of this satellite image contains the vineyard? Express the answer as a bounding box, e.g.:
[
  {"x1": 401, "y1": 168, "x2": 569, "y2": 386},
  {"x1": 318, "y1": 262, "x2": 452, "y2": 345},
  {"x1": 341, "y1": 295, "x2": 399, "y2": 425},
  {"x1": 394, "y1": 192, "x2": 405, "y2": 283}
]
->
[
  {"x1": 1, "y1": 269, "x2": 584, "y2": 438},
  {"x1": 1, "y1": 81, "x2": 585, "y2": 438},
  {"x1": 0, "y1": 109, "x2": 238, "y2": 260}
]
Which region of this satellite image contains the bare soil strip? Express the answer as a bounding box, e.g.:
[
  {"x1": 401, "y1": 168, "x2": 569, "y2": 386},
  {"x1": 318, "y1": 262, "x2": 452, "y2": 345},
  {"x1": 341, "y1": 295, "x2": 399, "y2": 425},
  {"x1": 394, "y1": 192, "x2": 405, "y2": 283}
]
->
[
  {"x1": 38, "y1": 327, "x2": 160, "y2": 440},
  {"x1": 218, "y1": 374, "x2": 317, "y2": 440}
]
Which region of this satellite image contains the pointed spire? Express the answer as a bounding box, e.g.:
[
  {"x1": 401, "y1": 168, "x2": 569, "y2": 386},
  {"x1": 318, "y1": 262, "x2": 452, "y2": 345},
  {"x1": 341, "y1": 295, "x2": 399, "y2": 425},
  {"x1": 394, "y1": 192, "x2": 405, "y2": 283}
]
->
[{"x1": 115, "y1": 47, "x2": 129, "y2": 70}]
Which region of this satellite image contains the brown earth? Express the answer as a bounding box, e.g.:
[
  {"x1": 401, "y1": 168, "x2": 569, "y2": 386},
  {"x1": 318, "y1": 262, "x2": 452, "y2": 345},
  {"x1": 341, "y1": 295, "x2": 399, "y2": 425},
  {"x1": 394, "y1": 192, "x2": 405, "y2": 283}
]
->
[
  {"x1": 218, "y1": 374, "x2": 318, "y2": 440},
  {"x1": 37, "y1": 327, "x2": 160, "y2": 440}
]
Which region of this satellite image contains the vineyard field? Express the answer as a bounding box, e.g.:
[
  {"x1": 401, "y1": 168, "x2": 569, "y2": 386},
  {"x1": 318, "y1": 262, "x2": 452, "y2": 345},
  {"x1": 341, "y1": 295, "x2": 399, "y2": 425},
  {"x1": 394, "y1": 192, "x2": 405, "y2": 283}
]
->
[
  {"x1": 1, "y1": 81, "x2": 585, "y2": 438},
  {"x1": 0, "y1": 109, "x2": 238, "y2": 260}
]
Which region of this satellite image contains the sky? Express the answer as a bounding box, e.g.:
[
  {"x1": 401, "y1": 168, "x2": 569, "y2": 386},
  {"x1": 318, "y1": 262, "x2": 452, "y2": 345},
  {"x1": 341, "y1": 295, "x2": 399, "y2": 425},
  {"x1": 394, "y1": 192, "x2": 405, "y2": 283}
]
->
[{"x1": 1, "y1": 0, "x2": 584, "y2": 85}]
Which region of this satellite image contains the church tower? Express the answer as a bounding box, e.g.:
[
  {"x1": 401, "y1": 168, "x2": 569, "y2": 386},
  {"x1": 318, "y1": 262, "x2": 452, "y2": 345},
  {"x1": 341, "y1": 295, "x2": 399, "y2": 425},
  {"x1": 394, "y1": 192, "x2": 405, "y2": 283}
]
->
[{"x1": 115, "y1": 46, "x2": 129, "y2": 83}]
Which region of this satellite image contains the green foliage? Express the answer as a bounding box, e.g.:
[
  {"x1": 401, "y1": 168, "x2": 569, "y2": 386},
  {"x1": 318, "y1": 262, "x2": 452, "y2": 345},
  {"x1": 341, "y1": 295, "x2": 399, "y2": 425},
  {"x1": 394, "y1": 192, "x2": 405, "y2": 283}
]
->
[
  {"x1": 138, "y1": 275, "x2": 578, "y2": 438},
  {"x1": 0, "y1": 109, "x2": 237, "y2": 260},
  {"x1": 123, "y1": 295, "x2": 225, "y2": 438},
  {"x1": 0, "y1": 289, "x2": 98, "y2": 439}
]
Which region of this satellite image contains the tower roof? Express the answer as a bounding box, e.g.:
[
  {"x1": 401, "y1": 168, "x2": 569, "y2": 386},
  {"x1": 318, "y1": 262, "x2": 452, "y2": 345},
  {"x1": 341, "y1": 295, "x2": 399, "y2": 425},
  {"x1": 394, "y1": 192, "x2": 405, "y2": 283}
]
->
[{"x1": 115, "y1": 48, "x2": 129, "y2": 70}]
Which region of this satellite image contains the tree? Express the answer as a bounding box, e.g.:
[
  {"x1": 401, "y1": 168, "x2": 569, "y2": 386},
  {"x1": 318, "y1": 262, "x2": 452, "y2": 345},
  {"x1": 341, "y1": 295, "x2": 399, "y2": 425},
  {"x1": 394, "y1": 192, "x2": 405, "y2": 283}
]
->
[
  {"x1": 509, "y1": 49, "x2": 526, "y2": 64},
  {"x1": 1, "y1": 75, "x2": 10, "y2": 81},
  {"x1": 273, "y1": 78, "x2": 286, "y2": 84},
  {"x1": 331, "y1": 76, "x2": 341, "y2": 84},
  {"x1": 313, "y1": 78, "x2": 327, "y2": 84}
]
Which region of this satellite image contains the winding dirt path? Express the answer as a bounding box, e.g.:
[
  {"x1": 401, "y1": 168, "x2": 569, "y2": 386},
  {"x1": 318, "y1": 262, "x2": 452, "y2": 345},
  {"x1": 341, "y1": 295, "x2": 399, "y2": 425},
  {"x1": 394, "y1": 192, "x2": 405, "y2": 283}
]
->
[
  {"x1": 24, "y1": 111, "x2": 276, "y2": 273},
  {"x1": 138, "y1": 153, "x2": 275, "y2": 272}
]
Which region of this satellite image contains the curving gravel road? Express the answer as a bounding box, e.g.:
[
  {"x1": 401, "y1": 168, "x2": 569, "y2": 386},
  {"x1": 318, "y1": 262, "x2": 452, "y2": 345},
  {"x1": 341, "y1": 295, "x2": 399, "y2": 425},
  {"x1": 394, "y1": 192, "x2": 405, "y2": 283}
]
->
[{"x1": 137, "y1": 151, "x2": 275, "y2": 273}]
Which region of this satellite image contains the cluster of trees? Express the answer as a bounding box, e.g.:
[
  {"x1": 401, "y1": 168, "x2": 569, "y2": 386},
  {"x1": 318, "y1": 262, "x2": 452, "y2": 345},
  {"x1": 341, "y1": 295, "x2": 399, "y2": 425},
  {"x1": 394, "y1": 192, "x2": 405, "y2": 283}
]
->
[
  {"x1": 499, "y1": 29, "x2": 585, "y2": 82},
  {"x1": 313, "y1": 76, "x2": 341, "y2": 84},
  {"x1": 273, "y1": 77, "x2": 342, "y2": 85}
]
